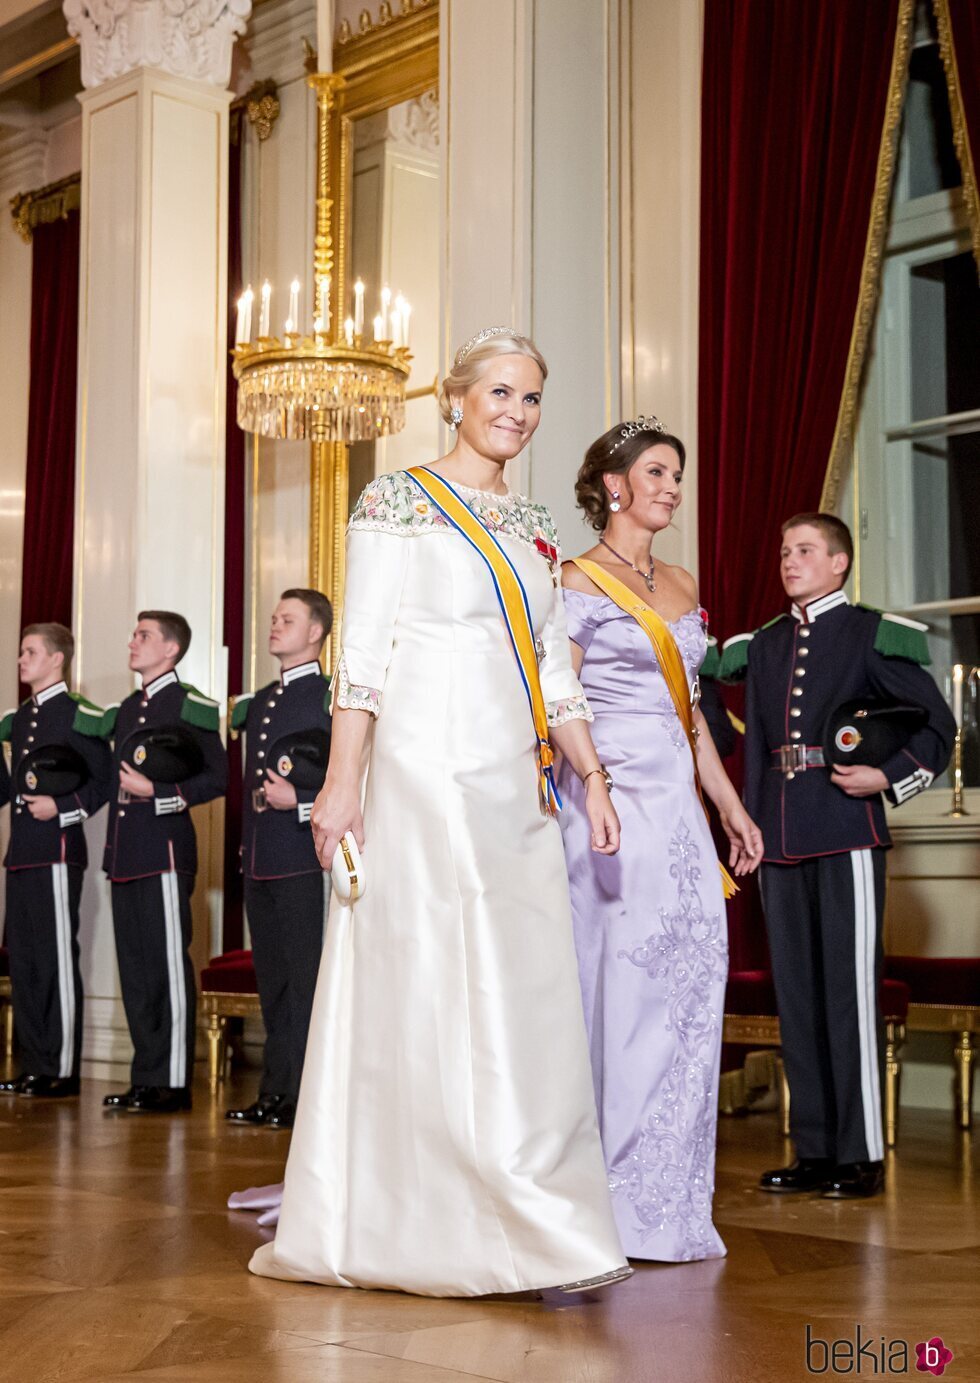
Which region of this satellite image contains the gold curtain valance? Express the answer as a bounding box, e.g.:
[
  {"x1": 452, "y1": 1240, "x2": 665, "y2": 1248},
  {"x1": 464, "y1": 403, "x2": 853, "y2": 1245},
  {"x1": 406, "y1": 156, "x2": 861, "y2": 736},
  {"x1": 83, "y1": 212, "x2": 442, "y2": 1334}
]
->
[{"x1": 10, "y1": 172, "x2": 80, "y2": 245}]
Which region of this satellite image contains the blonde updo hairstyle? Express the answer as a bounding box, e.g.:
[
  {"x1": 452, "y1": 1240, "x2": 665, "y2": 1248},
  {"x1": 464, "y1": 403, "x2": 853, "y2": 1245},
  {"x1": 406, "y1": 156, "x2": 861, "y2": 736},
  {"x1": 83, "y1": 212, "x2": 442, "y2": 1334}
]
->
[{"x1": 437, "y1": 329, "x2": 549, "y2": 425}]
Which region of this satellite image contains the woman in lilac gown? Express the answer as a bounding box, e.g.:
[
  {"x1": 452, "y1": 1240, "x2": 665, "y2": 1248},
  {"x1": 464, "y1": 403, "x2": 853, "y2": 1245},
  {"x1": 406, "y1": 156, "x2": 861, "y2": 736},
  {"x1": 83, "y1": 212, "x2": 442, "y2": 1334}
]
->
[{"x1": 558, "y1": 418, "x2": 762, "y2": 1263}]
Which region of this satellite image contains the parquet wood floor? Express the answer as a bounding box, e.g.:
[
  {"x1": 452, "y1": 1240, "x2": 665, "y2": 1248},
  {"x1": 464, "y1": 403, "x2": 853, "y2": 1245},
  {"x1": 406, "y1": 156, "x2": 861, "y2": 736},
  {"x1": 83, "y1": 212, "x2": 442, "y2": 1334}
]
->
[{"x1": 0, "y1": 1073, "x2": 975, "y2": 1383}]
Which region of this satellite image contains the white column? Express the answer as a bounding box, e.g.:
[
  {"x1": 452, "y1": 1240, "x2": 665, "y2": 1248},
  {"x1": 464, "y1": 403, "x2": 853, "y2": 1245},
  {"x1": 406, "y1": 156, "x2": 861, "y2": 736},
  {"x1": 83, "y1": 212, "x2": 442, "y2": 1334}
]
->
[
  {"x1": 0, "y1": 129, "x2": 48, "y2": 923},
  {"x1": 621, "y1": 0, "x2": 703, "y2": 574},
  {"x1": 66, "y1": 0, "x2": 249, "y2": 1074},
  {"x1": 0, "y1": 131, "x2": 48, "y2": 714},
  {"x1": 441, "y1": 0, "x2": 619, "y2": 541}
]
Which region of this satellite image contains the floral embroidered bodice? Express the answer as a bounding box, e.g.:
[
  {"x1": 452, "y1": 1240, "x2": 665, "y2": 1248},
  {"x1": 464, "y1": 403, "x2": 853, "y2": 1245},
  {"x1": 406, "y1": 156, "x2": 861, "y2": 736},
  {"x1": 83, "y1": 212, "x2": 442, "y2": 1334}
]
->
[{"x1": 348, "y1": 469, "x2": 562, "y2": 559}]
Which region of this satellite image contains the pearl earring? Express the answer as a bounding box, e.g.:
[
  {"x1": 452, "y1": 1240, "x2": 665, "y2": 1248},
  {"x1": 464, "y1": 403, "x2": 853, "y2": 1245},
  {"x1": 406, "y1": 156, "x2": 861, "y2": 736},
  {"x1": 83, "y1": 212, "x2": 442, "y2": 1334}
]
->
[
  {"x1": 609, "y1": 490, "x2": 621, "y2": 513},
  {"x1": 449, "y1": 405, "x2": 463, "y2": 429}
]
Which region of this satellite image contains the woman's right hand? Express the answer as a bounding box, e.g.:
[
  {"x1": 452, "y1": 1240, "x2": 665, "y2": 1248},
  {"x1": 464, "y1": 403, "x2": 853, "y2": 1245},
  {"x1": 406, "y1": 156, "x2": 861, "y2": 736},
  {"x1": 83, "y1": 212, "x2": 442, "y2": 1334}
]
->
[{"x1": 311, "y1": 776, "x2": 365, "y2": 870}]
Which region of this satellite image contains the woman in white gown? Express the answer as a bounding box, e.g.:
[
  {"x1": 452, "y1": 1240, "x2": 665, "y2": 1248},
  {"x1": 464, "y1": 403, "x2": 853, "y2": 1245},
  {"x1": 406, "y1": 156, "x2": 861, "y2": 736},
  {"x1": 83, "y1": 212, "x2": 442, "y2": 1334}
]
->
[{"x1": 249, "y1": 328, "x2": 631, "y2": 1297}]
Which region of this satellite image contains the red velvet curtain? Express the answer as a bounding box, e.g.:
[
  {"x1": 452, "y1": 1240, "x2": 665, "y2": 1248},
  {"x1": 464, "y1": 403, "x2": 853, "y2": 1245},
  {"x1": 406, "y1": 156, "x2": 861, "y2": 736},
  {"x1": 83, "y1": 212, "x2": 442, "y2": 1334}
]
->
[
  {"x1": 19, "y1": 210, "x2": 81, "y2": 635},
  {"x1": 698, "y1": 0, "x2": 902, "y2": 639},
  {"x1": 222, "y1": 111, "x2": 247, "y2": 951},
  {"x1": 698, "y1": 1, "x2": 903, "y2": 967}
]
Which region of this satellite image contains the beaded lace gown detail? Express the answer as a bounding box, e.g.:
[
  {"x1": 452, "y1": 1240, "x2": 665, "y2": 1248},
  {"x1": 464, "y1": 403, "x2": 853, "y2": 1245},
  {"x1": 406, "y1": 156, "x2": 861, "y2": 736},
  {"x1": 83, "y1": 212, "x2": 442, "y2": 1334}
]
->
[
  {"x1": 249, "y1": 472, "x2": 627, "y2": 1297},
  {"x1": 558, "y1": 590, "x2": 728, "y2": 1263}
]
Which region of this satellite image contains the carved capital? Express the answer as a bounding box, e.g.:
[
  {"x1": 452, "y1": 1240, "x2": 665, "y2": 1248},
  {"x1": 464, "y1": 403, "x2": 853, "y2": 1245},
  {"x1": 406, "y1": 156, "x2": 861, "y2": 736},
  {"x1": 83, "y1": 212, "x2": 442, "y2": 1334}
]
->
[{"x1": 63, "y1": 0, "x2": 253, "y2": 89}]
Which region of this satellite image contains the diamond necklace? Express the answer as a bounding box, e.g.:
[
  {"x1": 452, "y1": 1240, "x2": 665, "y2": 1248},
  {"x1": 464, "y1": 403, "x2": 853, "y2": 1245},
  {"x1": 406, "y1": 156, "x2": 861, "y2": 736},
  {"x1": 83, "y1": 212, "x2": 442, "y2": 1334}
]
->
[{"x1": 599, "y1": 537, "x2": 657, "y2": 592}]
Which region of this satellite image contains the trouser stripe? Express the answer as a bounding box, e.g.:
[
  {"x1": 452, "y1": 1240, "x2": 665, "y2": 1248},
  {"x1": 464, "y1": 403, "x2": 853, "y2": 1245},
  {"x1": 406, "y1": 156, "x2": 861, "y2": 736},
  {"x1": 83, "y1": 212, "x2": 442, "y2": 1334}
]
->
[
  {"x1": 161, "y1": 871, "x2": 186, "y2": 1088},
  {"x1": 851, "y1": 849, "x2": 883, "y2": 1161},
  {"x1": 52, "y1": 864, "x2": 75, "y2": 1079}
]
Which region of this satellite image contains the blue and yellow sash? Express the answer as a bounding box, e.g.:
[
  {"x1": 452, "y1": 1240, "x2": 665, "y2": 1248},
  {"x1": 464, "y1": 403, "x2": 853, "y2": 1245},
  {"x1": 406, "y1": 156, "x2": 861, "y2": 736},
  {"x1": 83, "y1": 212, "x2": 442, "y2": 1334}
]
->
[{"x1": 407, "y1": 467, "x2": 561, "y2": 815}]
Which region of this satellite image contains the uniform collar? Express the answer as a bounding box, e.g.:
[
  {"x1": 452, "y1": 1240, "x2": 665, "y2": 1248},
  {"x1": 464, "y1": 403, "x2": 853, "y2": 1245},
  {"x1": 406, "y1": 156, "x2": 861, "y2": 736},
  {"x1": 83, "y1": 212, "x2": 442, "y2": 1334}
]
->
[
  {"x1": 144, "y1": 669, "x2": 179, "y2": 698},
  {"x1": 281, "y1": 660, "x2": 321, "y2": 686},
  {"x1": 791, "y1": 589, "x2": 849, "y2": 624},
  {"x1": 34, "y1": 680, "x2": 68, "y2": 707}
]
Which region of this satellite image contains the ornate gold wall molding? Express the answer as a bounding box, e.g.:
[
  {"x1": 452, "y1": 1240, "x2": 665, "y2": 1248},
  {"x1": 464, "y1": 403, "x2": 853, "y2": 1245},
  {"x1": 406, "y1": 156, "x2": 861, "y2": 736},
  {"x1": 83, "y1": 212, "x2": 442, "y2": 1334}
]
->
[
  {"x1": 820, "y1": 0, "x2": 915, "y2": 514},
  {"x1": 9, "y1": 171, "x2": 81, "y2": 244},
  {"x1": 933, "y1": 0, "x2": 980, "y2": 272}
]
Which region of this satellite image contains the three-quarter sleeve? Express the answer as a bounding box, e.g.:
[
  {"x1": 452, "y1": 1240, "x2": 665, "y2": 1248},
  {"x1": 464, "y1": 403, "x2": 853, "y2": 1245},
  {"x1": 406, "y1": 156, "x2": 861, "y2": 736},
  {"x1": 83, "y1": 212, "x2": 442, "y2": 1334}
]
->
[
  {"x1": 540, "y1": 574, "x2": 593, "y2": 727},
  {"x1": 332, "y1": 525, "x2": 410, "y2": 717}
]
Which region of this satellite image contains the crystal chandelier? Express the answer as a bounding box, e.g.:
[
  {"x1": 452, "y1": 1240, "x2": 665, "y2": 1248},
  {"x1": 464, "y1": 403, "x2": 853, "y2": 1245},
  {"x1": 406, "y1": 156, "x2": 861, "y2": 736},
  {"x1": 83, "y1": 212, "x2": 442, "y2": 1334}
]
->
[{"x1": 231, "y1": 73, "x2": 411, "y2": 443}]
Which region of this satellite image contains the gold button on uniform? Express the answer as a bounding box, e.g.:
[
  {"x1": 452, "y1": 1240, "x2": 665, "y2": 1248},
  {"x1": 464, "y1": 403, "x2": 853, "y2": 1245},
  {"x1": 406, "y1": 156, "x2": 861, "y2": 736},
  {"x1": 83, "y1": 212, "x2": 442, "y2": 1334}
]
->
[
  {"x1": 792, "y1": 687, "x2": 803, "y2": 697},
  {"x1": 790, "y1": 708, "x2": 802, "y2": 718},
  {"x1": 795, "y1": 668, "x2": 806, "y2": 678},
  {"x1": 786, "y1": 771, "x2": 796, "y2": 781},
  {"x1": 791, "y1": 731, "x2": 802, "y2": 741}
]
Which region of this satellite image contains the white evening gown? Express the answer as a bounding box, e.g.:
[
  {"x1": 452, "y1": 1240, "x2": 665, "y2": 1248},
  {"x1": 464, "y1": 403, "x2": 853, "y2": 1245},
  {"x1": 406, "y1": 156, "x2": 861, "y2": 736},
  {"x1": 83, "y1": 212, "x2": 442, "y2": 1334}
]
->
[{"x1": 249, "y1": 470, "x2": 628, "y2": 1297}]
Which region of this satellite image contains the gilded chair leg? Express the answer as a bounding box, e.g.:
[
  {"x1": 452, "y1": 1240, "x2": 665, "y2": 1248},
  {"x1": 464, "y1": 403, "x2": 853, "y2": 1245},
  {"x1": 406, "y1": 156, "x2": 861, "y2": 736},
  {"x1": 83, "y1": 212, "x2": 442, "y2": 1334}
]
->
[
  {"x1": 954, "y1": 1031, "x2": 974, "y2": 1130},
  {"x1": 776, "y1": 1055, "x2": 791, "y2": 1138},
  {"x1": 2, "y1": 1000, "x2": 13, "y2": 1058},
  {"x1": 206, "y1": 1014, "x2": 228, "y2": 1090},
  {"x1": 884, "y1": 1020, "x2": 904, "y2": 1148}
]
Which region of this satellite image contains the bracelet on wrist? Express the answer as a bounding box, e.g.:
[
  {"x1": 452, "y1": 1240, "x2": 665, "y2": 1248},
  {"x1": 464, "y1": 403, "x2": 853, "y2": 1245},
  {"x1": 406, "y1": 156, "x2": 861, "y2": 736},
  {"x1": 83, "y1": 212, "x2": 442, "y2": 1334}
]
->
[{"x1": 582, "y1": 764, "x2": 614, "y2": 791}]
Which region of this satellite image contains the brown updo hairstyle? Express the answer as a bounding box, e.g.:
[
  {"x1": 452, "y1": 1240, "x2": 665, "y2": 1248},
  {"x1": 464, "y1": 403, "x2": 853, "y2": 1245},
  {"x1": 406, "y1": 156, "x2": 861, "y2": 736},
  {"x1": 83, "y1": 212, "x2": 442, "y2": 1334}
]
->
[
  {"x1": 575, "y1": 422, "x2": 686, "y2": 532},
  {"x1": 437, "y1": 330, "x2": 548, "y2": 425}
]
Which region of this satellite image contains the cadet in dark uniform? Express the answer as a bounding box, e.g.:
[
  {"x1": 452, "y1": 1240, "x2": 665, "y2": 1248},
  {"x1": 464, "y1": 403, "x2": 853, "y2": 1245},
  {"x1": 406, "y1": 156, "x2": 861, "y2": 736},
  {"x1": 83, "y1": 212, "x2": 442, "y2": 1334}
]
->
[
  {"x1": 723, "y1": 514, "x2": 956, "y2": 1199},
  {"x1": 0, "y1": 624, "x2": 110, "y2": 1097},
  {"x1": 225, "y1": 588, "x2": 332, "y2": 1130},
  {"x1": 102, "y1": 611, "x2": 227, "y2": 1114}
]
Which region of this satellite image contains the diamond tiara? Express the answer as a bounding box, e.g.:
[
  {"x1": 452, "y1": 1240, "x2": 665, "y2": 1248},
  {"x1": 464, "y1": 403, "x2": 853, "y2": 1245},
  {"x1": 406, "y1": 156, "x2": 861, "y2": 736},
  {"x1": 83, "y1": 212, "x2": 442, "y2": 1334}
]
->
[
  {"x1": 454, "y1": 326, "x2": 525, "y2": 365},
  {"x1": 610, "y1": 414, "x2": 666, "y2": 450}
]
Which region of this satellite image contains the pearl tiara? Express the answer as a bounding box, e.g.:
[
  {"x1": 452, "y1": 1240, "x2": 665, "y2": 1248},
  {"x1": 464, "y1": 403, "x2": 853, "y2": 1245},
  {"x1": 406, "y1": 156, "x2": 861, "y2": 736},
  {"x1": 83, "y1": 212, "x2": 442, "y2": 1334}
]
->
[
  {"x1": 610, "y1": 414, "x2": 666, "y2": 450},
  {"x1": 454, "y1": 326, "x2": 526, "y2": 365}
]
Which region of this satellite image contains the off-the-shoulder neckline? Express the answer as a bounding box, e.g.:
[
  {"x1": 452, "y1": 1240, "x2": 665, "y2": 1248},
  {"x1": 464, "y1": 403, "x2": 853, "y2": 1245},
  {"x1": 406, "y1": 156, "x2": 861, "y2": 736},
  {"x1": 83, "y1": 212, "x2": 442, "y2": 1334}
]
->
[{"x1": 563, "y1": 587, "x2": 703, "y2": 627}]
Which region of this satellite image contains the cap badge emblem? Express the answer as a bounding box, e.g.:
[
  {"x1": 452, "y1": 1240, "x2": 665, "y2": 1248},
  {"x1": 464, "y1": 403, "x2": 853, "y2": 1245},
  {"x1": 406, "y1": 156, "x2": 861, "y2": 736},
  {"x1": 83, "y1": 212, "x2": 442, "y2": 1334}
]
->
[{"x1": 835, "y1": 726, "x2": 863, "y2": 753}]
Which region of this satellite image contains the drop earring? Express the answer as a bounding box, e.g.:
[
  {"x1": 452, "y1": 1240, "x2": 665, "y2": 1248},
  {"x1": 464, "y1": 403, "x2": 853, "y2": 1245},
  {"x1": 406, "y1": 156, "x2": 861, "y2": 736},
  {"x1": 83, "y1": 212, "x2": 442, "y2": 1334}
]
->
[
  {"x1": 609, "y1": 490, "x2": 621, "y2": 513},
  {"x1": 450, "y1": 405, "x2": 463, "y2": 429}
]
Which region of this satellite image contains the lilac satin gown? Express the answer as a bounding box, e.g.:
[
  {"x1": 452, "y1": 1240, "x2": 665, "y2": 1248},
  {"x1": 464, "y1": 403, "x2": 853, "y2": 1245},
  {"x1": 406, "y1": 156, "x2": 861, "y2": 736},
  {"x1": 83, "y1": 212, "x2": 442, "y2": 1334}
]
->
[{"x1": 558, "y1": 591, "x2": 728, "y2": 1263}]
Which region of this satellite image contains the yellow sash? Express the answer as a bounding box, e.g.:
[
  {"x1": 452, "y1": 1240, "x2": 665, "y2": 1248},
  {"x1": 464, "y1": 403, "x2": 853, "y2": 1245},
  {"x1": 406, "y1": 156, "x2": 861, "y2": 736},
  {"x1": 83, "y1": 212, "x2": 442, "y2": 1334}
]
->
[
  {"x1": 407, "y1": 467, "x2": 560, "y2": 814},
  {"x1": 572, "y1": 558, "x2": 738, "y2": 899}
]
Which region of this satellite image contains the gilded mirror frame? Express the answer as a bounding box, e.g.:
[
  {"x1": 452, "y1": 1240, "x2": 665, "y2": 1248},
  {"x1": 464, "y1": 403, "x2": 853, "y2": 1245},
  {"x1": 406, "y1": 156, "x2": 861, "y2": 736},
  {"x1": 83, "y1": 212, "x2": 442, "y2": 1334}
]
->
[{"x1": 310, "y1": 1, "x2": 439, "y2": 662}]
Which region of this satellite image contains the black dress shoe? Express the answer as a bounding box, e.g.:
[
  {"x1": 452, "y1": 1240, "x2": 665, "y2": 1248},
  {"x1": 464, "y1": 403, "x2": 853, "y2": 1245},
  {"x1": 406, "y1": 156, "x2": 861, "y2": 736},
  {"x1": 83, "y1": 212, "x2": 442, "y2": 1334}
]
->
[
  {"x1": 759, "y1": 1158, "x2": 835, "y2": 1193},
  {"x1": 265, "y1": 1098, "x2": 296, "y2": 1129},
  {"x1": 128, "y1": 1086, "x2": 192, "y2": 1114},
  {"x1": 20, "y1": 1075, "x2": 80, "y2": 1098},
  {"x1": 0, "y1": 1074, "x2": 31, "y2": 1094},
  {"x1": 103, "y1": 1085, "x2": 145, "y2": 1110},
  {"x1": 225, "y1": 1096, "x2": 280, "y2": 1124},
  {"x1": 822, "y1": 1161, "x2": 885, "y2": 1199}
]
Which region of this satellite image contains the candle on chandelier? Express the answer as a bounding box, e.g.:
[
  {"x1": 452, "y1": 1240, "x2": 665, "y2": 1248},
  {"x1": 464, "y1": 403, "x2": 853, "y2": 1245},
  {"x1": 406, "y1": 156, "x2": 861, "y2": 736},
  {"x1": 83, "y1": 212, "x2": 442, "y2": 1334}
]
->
[
  {"x1": 314, "y1": 315, "x2": 324, "y2": 337},
  {"x1": 284, "y1": 317, "x2": 295, "y2": 336},
  {"x1": 373, "y1": 313, "x2": 384, "y2": 343},
  {"x1": 952, "y1": 664, "x2": 964, "y2": 729},
  {"x1": 380, "y1": 285, "x2": 391, "y2": 340},
  {"x1": 353, "y1": 279, "x2": 365, "y2": 337},
  {"x1": 242, "y1": 286, "x2": 253, "y2": 343},
  {"x1": 288, "y1": 278, "x2": 300, "y2": 331},
  {"x1": 395, "y1": 294, "x2": 411, "y2": 349},
  {"x1": 258, "y1": 280, "x2": 271, "y2": 338},
  {"x1": 235, "y1": 293, "x2": 247, "y2": 346},
  {"x1": 390, "y1": 306, "x2": 402, "y2": 349},
  {"x1": 344, "y1": 317, "x2": 354, "y2": 347},
  {"x1": 318, "y1": 276, "x2": 331, "y2": 334}
]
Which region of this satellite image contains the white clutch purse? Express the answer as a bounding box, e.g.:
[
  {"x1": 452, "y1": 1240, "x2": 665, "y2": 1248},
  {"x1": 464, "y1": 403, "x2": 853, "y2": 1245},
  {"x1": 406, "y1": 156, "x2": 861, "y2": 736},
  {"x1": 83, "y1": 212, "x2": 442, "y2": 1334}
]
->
[{"x1": 331, "y1": 832, "x2": 365, "y2": 903}]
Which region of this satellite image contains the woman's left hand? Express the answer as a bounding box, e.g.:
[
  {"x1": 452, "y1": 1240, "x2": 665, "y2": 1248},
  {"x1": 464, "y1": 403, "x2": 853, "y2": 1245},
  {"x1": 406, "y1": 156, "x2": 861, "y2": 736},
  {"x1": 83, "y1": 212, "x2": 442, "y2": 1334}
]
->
[
  {"x1": 585, "y1": 778, "x2": 620, "y2": 855},
  {"x1": 719, "y1": 801, "x2": 763, "y2": 875}
]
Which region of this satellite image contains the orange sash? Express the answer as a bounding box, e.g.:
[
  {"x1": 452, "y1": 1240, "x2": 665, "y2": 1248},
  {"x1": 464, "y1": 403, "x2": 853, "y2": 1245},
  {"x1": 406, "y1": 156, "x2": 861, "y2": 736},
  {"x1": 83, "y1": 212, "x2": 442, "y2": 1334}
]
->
[{"x1": 571, "y1": 558, "x2": 738, "y2": 899}]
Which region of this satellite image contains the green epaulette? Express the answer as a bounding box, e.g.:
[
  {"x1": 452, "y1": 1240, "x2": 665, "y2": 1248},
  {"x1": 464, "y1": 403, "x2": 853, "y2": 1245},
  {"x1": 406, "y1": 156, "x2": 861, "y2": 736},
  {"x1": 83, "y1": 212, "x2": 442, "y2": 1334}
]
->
[
  {"x1": 69, "y1": 693, "x2": 107, "y2": 737},
  {"x1": 861, "y1": 605, "x2": 932, "y2": 666},
  {"x1": 699, "y1": 637, "x2": 722, "y2": 680},
  {"x1": 0, "y1": 707, "x2": 16, "y2": 742},
  {"x1": 180, "y1": 683, "x2": 221, "y2": 733},
  {"x1": 230, "y1": 692, "x2": 253, "y2": 732},
  {"x1": 100, "y1": 703, "x2": 120, "y2": 739},
  {"x1": 761, "y1": 613, "x2": 790, "y2": 630},
  {"x1": 718, "y1": 632, "x2": 755, "y2": 681}
]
